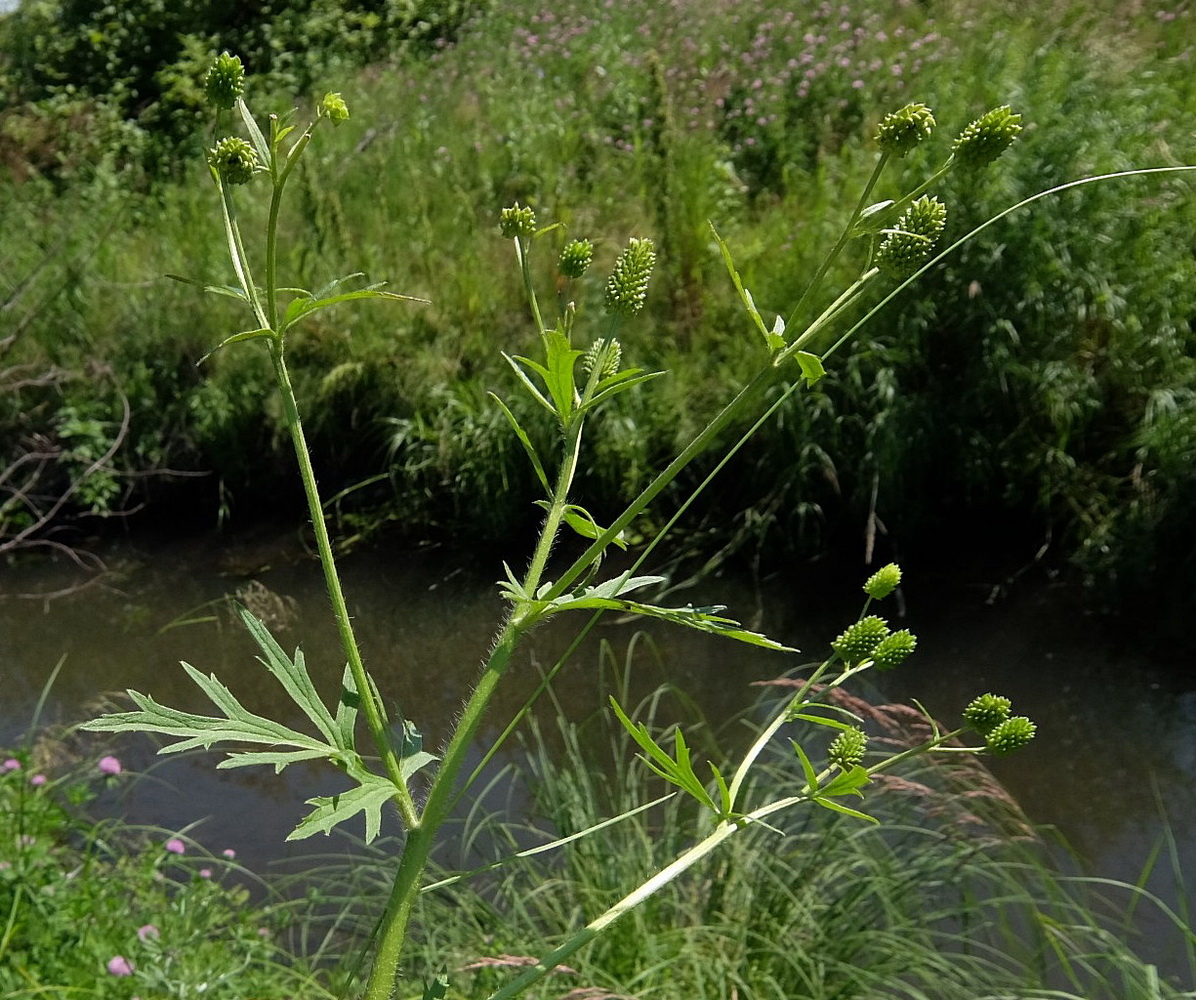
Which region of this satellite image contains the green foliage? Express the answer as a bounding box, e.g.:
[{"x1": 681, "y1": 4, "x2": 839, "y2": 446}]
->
[{"x1": 0, "y1": 742, "x2": 324, "y2": 996}]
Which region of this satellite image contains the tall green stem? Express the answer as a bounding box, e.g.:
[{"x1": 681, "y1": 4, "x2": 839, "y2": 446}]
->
[
  {"x1": 268, "y1": 343, "x2": 419, "y2": 830},
  {"x1": 363, "y1": 626, "x2": 522, "y2": 1000}
]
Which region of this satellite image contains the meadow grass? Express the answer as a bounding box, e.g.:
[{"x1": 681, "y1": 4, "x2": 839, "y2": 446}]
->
[
  {"x1": 286, "y1": 661, "x2": 1196, "y2": 1000},
  {"x1": 1, "y1": 0, "x2": 1193, "y2": 615}
]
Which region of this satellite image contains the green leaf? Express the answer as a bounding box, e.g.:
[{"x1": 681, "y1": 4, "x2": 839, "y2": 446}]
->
[
  {"x1": 165, "y1": 274, "x2": 250, "y2": 302},
  {"x1": 791, "y1": 740, "x2": 820, "y2": 793},
  {"x1": 851, "y1": 199, "x2": 896, "y2": 236},
  {"x1": 821, "y1": 765, "x2": 871, "y2": 799},
  {"x1": 198, "y1": 327, "x2": 275, "y2": 365},
  {"x1": 236, "y1": 98, "x2": 271, "y2": 166},
  {"x1": 280, "y1": 286, "x2": 426, "y2": 334},
  {"x1": 793, "y1": 351, "x2": 826, "y2": 386},
  {"x1": 582, "y1": 369, "x2": 667, "y2": 413},
  {"x1": 238, "y1": 607, "x2": 342, "y2": 747},
  {"x1": 550, "y1": 589, "x2": 796, "y2": 652},
  {"x1": 560, "y1": 505, "x2": 628, "y2": 550},
  {"x1": 543, "y1": 328, "x2": 583, "y2": 420},
  {"x1": 289, "y1": 772, "x2": 398, "y2": 843},
  {"x1": 490, "y1": 393, "x2": 550, "y2": 493},
  {"x1": 811, "y1": 795, "x2": 878, "y2": 824},
  {"x1": 711, "y1": 224, "x2": 770, "y2": 345},
  {"x1": 503, "y1": 353, "x2": 555, "y2": 415}
]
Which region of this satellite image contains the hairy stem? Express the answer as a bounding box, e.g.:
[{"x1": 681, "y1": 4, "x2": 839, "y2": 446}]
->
[{"x1": 268, "y1": 342, "x2": 419, "y2": 830}]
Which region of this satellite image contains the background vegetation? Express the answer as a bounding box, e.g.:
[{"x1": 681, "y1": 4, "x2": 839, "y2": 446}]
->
[{"x1": 1, "y1": 0, "x2": 1193, "y2": 632}]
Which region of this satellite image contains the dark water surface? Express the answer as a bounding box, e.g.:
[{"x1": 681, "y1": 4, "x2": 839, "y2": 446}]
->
[{"x1": 2, "y1": 529, "x2": 1194, "y2": 970}]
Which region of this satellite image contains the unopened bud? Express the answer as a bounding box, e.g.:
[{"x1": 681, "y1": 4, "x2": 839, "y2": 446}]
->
[
  {"x1": 875, "y1": 103, "x2": 935, "y2": 157},
  {"x1": 559, "y1": 238, "x2": 594, "y2": 278},
  {"x1": 582, "y1": 337, "x2": 622, "y2": 379},
  {"x1": 863, "y1": 563, "x2": 902, "y2": 600},
  {"x1": 207, "y1": 136, "x2": 260, "y2": 185},
  {"x1": 499, "y1": 203, "x2": 536, "y2": 238},
  {"x1": 831, "y1": 615, "x2": 890, "y2": 666},
  {"x1": 828, "y1": 727, "x2": 868, "y2": 769},
  {"x1": 876, "y1": 195, "x2": 947, "y2": 279},
  {"x1": 985, "y1": 716, "x2": 1036, "y2": 755},
  {"x1": 870, "y1": 629, "x2": 916, "y2": 671},
  {"x1": 962, "y1": 693, "x2": 1012, "y2": 737},
  {"x1": 318, "y1": 92, "x2": 350, "y2": 124},
  {"x1": 604, "y1": 237, "x2": 656, "y2": 317},
  {"x1": 204, "y1": 51, "x2": 245, "y2": 111},
  {"x1": 952, "y1": 105, "x2": 1022, "y2": 170}
]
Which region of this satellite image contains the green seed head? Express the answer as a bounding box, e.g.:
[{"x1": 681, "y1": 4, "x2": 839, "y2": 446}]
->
[
  {"x1": 207, "y1": 136, "x2": 260, "y2": 185},
  {"x1": 952, "y1": 105, "x2": 1023, "y2": 170},
  {"x1": 875, "y1": 102, "x2": 936, "y2": 157},
  {"x1": 559, "y1": 238, "x2": 595, "y2": 278},
  {"x1": 871, "y1": 629, "x2": 916, "y2": 671},
  {"x1": 204, "y1": 51, "x2": 245, "y2": 111},
  {"x1": 604, "y1": 237, "x2": 657, "y2": 317},
  {"x1": 876, "y1": 195, "x2": 948, "y2": 279},
  {"x1": 499, "y1": 203, "x2": 536, "y2": 239},
  {"x1": 582, "y1": 337, "x2": 622, "y2": 379},
  {"x1": 828, "y1": 727, "x2": 868, "y2": 770},
  {"x1": 962, "y1": 693, "x2": 1012, "y2": 737},
  {"x1": 831, "y1": 615, "x2": 890, "y2": 665},
  {"x1": 318, "y1": 92, "x2": 350, "y2": 124},
  {"x1": 863, "y1": 562, "x2": 902, "y2": 600},
  {"x1": 985, "y1": 716, "x2": 1036, "y2": 756}
]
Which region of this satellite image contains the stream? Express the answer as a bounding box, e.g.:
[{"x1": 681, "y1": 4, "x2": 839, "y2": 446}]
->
[{"x1": 2, "y1": 527, "x2": 1194, "y2": 974}]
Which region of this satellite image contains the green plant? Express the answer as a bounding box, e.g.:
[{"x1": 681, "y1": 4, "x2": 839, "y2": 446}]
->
[
  {"x1": 78, "y1": 50, "x2": 1194, "y2": 1000},
  {"x1": 0, "y1": 729, "x2": 326, "y2": 996}
]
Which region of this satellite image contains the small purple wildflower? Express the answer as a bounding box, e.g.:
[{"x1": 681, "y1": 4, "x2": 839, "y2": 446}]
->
[
  {"x1": 164, "y1": 838, "x2": 186, "y2": 855},
  {"x1": 137, "y1": 924, "x2": 159, "y2": 942},
  {"x1": 222, "y1": 848, "x2": 236, "y2": 859},
  {"x1": 1, "y1": 759, "x2": 19, "y2": 773},
  {"x1": 98, "y1": 756, "x2": 122, "y2": 776},
  {"x1": 199, "y1": 868, "x2": 212, "y2": 879},
  {"x1": 107, "y1": 955, "x2": 135, "y2": 976},
  {"x1": 30, "y1": 774, "x2": 46, "y2": 787}
]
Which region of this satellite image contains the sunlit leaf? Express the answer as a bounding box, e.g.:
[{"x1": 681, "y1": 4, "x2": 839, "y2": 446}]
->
[{"x1": 289, "y1": 772, "x2": 398, "y2": 843}]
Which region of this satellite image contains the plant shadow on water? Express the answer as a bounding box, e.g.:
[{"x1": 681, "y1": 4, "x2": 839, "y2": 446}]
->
[{"x1": 2, "y1": 530, "x2": 1195, "y2": 984}]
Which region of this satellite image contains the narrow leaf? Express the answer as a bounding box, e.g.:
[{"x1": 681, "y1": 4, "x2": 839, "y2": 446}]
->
[
  {"x1": 236, "y1": 98, "x2": 271, "y2": 165},
  {"x1": 711, "y1": 224, "x2": 770, "y2": 342},
  {"x1": 198, "y1": 327, "x2": 274, "y2": 365},
  {"x1": 490, "y1": 393, "x2": 550, "y2": 493},
  {"x1": 791, "y1": 740, "x2": 820, "y2": 793}
]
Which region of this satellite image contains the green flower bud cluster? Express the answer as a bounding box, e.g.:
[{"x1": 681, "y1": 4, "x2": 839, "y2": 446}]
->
[
  {"x1": 204, "y1": 51, "x2": 245, "y2": 111},
  {"x1": 582, "y1": 337, "x2": 622, "y2": 379},
  {"x1": 952, "y1": 105, "x2": 1023, "y2": 170},
  {"x1": 875, "y1": 103, "x2": 935, "y2": 157},
  {"x1": 559, "y1": 238, "x2": 594, "y2": 278},
  {"x1": 499, "y1": 203, "x2": 536, "y2": 239},
  {"x1": 318, "y1": 92, "x2": 350, "y2": 124},
  {"x1": 208, "y1": 136, "x2": 260, "y2": 185},
  {"x1": 962, "y1": 693, "x2": 1036, "y2": 755},
  {"x1": 605, "y1": 237, "x2": 657, "y2": 317},
  {"x1": 831, "y1": 615, "x2": 890, "y2": 665},
  {"x1": 828, "y1": 726, "x2": 868, "y2": 770},
  {"x1": 830, "y1": 615, "x2": 916, "y2": 670},
  {"x1": 876, "y1": 195, "x2": 947, "y2": 279},
  {"x1": 863, "y1": 563, "x2": 902, "y2": 600}
]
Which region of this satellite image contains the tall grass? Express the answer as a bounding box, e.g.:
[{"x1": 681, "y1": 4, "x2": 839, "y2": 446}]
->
[
  {"x1": 2, "y1": 0, "x2": 1193, "y2": 605},
  {"x1": 293, "y1": 656, "x2": 1196, "y2": 999}
]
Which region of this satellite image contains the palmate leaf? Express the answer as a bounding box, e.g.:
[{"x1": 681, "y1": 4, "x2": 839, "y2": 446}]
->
[
  {"x1": 81, "y1": 609, "x2": 423, "y2": 843},
  {"x1": 289, "y1": 771, "x2": 398, "y2": 842}
]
